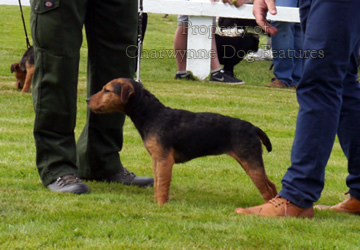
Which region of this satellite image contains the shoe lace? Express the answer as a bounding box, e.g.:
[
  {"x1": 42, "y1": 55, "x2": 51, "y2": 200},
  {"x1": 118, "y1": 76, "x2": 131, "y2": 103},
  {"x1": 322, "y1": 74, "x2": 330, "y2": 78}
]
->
[
  {"x1": 55, "y1": 175, "x2": 81, "y2": 187},
  {"x1": 122, "y1": 168, "x2": 136, "y2": 180},
  {"x1": 268, "y1": 195, "x2": 289, "y2": 208}
]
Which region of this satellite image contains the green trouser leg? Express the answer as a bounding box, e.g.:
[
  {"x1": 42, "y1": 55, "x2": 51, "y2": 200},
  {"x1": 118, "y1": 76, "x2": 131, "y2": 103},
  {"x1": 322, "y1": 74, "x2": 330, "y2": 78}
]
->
[
  {"x1": 30, "y1": 0, "x2": 87, "y2": 186},
  {"x1": 77, "y1": 0, "x2": 138, "y2": 180},
  {"x1": 30, "y1": 0, "x2": 137, "y2": 186}
]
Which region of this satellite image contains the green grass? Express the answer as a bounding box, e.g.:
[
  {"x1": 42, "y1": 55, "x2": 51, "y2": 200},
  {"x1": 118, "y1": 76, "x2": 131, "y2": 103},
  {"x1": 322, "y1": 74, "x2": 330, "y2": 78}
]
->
[{"x1": 1, "y1": 5, "x2": 360, "y2": 249}]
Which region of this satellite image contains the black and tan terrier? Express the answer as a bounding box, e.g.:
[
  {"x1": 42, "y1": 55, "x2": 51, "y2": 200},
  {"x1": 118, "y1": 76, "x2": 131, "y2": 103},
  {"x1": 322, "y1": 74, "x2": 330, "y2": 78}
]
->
[
  {"x1": 10, "y1": 46, "x2": 34, "y2": 93},
  {"x1": 88, "y1": 78, "x2": 277, "y2": 205}
]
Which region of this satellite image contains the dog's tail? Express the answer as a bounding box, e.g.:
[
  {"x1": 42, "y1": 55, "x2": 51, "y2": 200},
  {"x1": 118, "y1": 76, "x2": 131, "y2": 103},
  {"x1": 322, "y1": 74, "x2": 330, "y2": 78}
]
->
[{"x1": 256, "y1": 127, "x2": 272, "y2": 152}]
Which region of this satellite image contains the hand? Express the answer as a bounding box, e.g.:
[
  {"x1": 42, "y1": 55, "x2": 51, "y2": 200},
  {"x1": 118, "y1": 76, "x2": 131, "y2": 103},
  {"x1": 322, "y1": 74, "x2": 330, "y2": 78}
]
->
[
  {"x1": 253, "y1": 0, "x2": 278, "y2": 35},
  {"x1": 221, "y1": 0, "x2": 247, "y2": 8}
]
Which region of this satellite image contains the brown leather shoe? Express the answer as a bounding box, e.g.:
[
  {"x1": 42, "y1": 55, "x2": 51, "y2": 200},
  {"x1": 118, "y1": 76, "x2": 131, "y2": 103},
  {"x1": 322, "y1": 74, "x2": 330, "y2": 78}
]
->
[
  {"x1": 314, "y1": 193, "x2": 360, "y2": 215},
  {"x1": 235, "y1": 195, "x2": 314, "y2": 218},
  {"x1": 266, "y1": 79, "x2": 288, "y2": 88}
]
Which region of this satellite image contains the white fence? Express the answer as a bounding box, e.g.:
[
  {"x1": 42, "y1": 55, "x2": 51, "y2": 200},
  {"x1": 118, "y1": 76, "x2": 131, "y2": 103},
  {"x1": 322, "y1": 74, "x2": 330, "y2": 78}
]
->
[
  {"x1": 143, "y1": 0, "x2": 299, "y2": 79},
  {"x1": 1, "y1": 0, "x2": 30, "y2": 5},
  {"x1": 1, "y1": 0, "x2": 299, "y2": 80}
]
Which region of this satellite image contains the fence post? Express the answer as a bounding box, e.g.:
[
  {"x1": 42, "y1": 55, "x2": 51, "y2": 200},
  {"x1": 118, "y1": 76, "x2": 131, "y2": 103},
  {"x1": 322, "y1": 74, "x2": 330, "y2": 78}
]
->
[{"x1": 186, "y1": 16, "x2": 213, "y2": 80}]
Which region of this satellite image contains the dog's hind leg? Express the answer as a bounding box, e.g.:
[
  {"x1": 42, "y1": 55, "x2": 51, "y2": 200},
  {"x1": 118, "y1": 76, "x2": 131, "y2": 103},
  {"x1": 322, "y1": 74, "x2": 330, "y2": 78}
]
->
[{"x1": 228, "y1": 152, "x2": 277, "y2": 202}]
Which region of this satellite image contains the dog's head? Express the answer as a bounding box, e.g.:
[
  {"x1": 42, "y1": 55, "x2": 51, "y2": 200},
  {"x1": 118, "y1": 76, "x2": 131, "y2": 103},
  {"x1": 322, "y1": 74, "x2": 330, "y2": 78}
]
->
[
  {"x1": 10, "y1": 62, "x2": 26, "y2": 89},
  {"x1": 87, "y1": 78, "x2": 135, "y2": 114}
]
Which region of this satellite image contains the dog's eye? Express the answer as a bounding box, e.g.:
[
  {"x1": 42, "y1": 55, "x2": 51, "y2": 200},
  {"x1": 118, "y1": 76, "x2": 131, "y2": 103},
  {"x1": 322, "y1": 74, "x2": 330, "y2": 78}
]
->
[{"x1": 103, "y1": 89, "x2": 110, "y2": 93}]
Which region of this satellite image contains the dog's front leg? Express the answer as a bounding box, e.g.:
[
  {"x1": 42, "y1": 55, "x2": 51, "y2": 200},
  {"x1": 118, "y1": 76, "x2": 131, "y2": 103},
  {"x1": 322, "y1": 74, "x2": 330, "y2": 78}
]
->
[
  {"x1": 152, "y1": 159, "x2": 159, "y2": 202},
  {"x1": 22, "y1": 65, "x2": 34, "y2": 93},
  {"x1": 152, "y1": 157, "x2": 174, "y2": 205},
  {"x1": 145, "y1": 137, "x2": 175, "y2": 205}
]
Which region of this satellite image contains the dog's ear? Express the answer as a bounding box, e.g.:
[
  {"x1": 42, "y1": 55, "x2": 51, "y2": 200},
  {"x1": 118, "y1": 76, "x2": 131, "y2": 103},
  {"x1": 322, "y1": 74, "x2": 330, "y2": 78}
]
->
[
  {"x1": 10, "y1": 63, "x2": 20, "y2": 73},
  {"x1": 120, "y1": 82, "x2": 135, "y2": 104}
]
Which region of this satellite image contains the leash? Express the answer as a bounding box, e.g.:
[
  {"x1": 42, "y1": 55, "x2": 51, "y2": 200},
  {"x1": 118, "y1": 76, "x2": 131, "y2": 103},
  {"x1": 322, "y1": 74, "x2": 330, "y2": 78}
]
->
[
  {"x1": 269, "y1": 63, "x2": 274, "y2": 71},
  {"x1": 18, "y1": 0, "x2": 31, "y2": 49},
  {"x1": 136, "y1": 0, "x2": 143, "y2": 83}
]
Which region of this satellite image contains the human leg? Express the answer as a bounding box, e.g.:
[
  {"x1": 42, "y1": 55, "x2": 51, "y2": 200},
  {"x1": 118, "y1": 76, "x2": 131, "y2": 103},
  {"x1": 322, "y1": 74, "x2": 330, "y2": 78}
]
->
[
  {"x1": 270, "y1": 21, "x2": 296, "y2": 87},
  {"x1": 77, "y1": 0, "x2": 136, "y2": 179},
  {"x1": 291, "y1": 23, "x2": 302, "y2": 86},
  {"x1": 280, "y1": 0, "x2": 360, "y2": 208},
  {"x1": 174, "y1": 20, "x2": 188, "y2": 72},
  {"x1": 77, "y1": 0, "x2": 153, "y2": 186},
  {"x1": 210, "y1": 28, "x2": 221, "y2": 71},
  {"x1": 338, "y1": 44, "x2": 360, "y2": 201},
  {"x1": 30, "y1": 0, "x2": 88, "y2": 188},
  {"x1": 209, "y1": 22, "x2": 244, "y2": 84},
  {"x1": 236, "y1": 0, "x2": 360, "y2": 217},
  {"x1": 315, "y1": 42, "x2": 360, "y2": 214},
  {"x1": 174, "y1": 16, "x2": 195, "y2": 80}
]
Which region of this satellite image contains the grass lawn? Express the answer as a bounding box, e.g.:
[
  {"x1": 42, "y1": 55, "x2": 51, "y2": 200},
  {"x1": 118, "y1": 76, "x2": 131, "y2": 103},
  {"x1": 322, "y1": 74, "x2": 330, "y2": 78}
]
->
[{"x1": 1, "y1": 5, "x2": 360, "y2": 249}]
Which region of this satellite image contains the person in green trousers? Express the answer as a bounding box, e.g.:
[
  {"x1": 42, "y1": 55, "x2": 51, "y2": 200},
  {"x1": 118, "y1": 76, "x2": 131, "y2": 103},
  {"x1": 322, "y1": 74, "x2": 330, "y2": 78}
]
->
[{"x1": 30, "y1": 0, "x2": 153, "y2": 194}]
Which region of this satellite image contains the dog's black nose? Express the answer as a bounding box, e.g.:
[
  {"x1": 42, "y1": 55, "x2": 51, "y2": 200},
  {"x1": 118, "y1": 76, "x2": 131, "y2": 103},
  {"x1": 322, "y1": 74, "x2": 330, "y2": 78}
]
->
[{"x1": 86, "y1": 97, "x2": 91, "y2": 103}]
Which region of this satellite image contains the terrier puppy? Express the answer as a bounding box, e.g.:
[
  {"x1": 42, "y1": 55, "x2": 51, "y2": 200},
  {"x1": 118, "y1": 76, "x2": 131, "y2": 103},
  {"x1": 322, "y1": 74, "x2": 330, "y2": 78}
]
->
[
  {"x1": 88, "y1": 78, "x2": 277, "y2": 205},
  {"x1": 10, "y1": 46, "x2": 34, "y2": 93}
]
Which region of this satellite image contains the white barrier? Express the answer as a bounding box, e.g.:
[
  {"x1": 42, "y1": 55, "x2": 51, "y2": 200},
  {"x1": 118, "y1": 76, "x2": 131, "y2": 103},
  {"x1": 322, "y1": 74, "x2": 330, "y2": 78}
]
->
[
  {"x1": 143, "y1": 0, "x2": 299, "y2": 80},
  {"x1": 0, "y1": 0, "x2": 30, "y2": 6},
  {"x1": 1, "y1": 0, "x2": 300, "y2": 80}
]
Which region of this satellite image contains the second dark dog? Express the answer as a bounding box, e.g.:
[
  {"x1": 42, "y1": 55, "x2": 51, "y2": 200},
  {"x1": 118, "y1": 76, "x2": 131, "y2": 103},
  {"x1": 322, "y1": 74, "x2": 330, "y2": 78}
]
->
[
  {"x1": 10, "y1": 46, "x2": 34, "y2": 93},
  {"x1": 88, "y1": 78, "x2": 277, "y2": 205}
]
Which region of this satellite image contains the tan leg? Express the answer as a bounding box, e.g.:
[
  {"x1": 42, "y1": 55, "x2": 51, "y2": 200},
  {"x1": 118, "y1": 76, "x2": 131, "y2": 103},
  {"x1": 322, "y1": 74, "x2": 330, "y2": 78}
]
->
[
  {"x1": 22, "y1": 65, "x2": 34, "y2": 93},
  {"x1": 153, "y1": 158, "x2": 174, "y2": 205},
  {"x1": 246, "y1": 168, "x2": 277, "y2": 202},
  {"x1": 229, "y1": 153, "x2": 277, "y2": 202},
  {"x1": 152, "y1": 159, "x2": 158, "y2": 202},
  {"x1": 145, "y1": 136, "x2": 175, "y2": 205}
]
